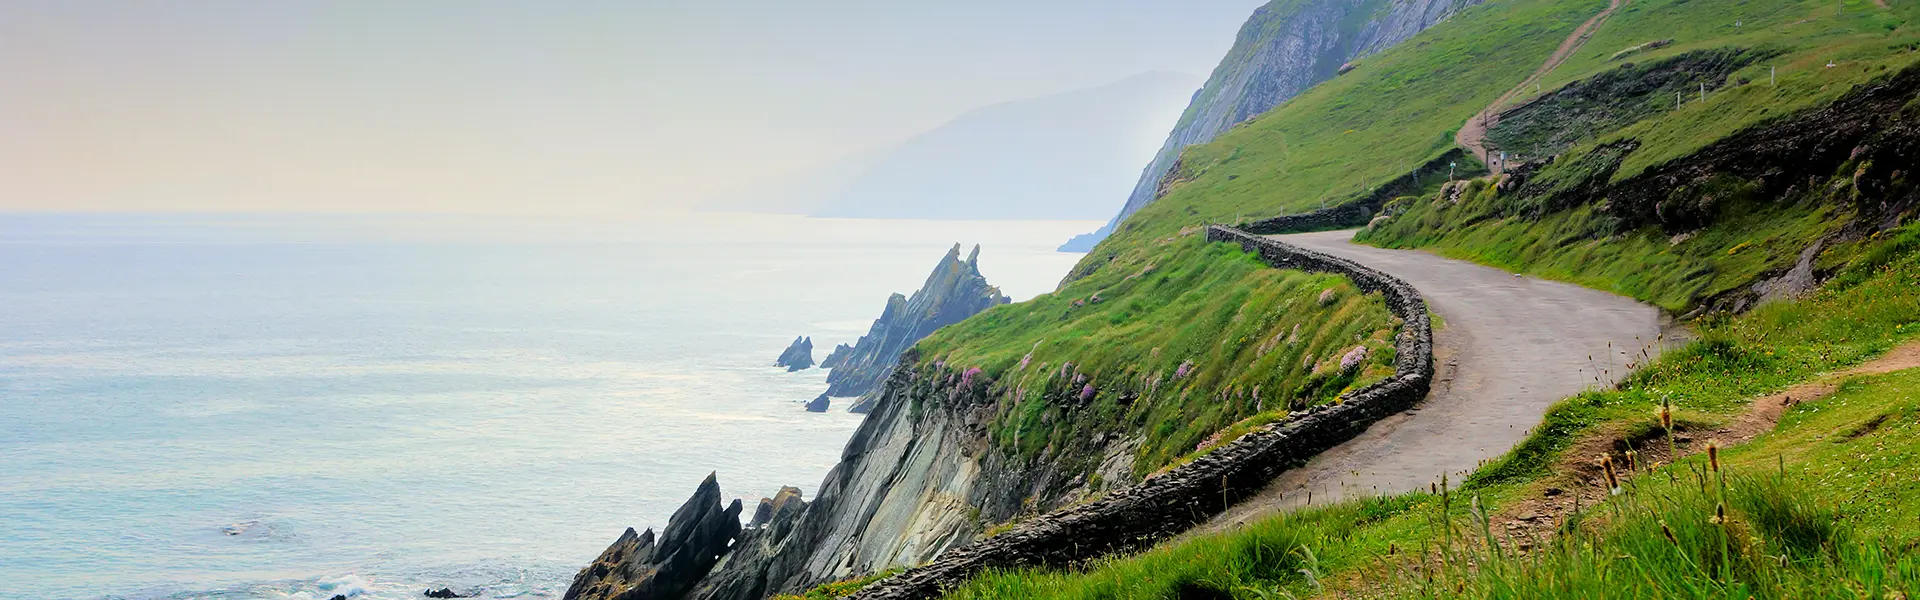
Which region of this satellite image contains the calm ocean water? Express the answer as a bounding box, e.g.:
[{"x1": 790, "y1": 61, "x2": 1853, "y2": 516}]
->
[{"x1": 0, "y1": 214, "x2": 1091, "y2": 600}]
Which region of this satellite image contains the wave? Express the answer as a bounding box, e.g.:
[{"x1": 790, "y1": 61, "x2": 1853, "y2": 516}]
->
[{"x1": 128, "y1": 561, "x2": 574, "y2": 600}]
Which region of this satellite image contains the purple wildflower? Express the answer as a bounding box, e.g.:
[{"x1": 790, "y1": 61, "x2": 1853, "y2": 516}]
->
[
  {"x1": 1079, "y1": 383, "x2": 1096, "y2": 402},
  {"x1": 1340, "y1": 346, "x2": 1369, "y2": 373},
  {"x1": 961, "y1": 367, "x2": 983, "y2": 389}
]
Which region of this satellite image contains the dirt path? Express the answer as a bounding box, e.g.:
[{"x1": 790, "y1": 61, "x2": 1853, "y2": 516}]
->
[
  {"x1": 1484, "y1": 339, "x2": 1920, "y2": 549},
  {"x1": 1196, "y1": 229, "x2": 1669, "y2": 535},
  {"x1": 1456, "y1": 0, "x2": 1625, "y2": 173}
]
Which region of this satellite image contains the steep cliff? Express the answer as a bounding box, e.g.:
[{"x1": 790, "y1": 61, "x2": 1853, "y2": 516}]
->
[
  {"x1": 567, "y1": 356, "x2": 1036, "y2": 600},
  {"x1": 1059, "y1": 0, "x2": 1481, "y2": 251},
  {"x1": 824, "y1": 244, "x2": 1009, "y2": 403}
]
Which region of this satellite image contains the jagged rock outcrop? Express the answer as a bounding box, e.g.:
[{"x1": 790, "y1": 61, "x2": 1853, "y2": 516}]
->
[
  {"x1": 688, "y1": 486, "x2": 812, "y2": 600},
  {"x1": 817, "y1": 344, "x2": 854, "y2": 369},
  {"x1": 1060, "y1": 0, "x2": 1482, "y2": 251},
  {"x1": 823, "y1": 244, "x2": 1009, "y2": 401},
  {"x1": 774, "y1": 336, "x2": 814, "y2": 372},
  {"x1": 803, "y1": 393, "x2": 830, "y2": 413},
  {"x1": 689, "y1": 354, "x2": 1013, "y2": 599},
  {"x1": 569, "y1": 352, "x2": 1054, "y2": 600},
  {"x1": 564, "y1": 474, "x2": 743, "y2": 600}
]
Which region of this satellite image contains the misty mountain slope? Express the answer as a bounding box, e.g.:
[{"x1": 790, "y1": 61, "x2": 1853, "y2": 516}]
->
[
  {"x1": 807, "y1": 72, "x2": 1200, "y2": 220},
  {"x1": 1059, "y1": 0, "x2": 1481, "y2": 251}
]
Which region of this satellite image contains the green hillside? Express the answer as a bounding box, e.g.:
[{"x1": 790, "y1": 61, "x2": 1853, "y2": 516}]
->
[
  {"x1": 1356, "y1": 0, "x2": 1919, "y2": 310},
  {"x1": 915, "y1": 236, "x2": 1400, "y2": 479},
  {"x1": 1073, "y1": 0, "x2": 1603, "y2": 268},
  {"x1": 936, "y1": 218, "x2": 1920, "y2": 600},
  {"x1": 844, "y1": 0, "x2": 1920, "y2": 593},
  {"x1": 907, "y1": 0, "x2": 1620, "y2": 486}
]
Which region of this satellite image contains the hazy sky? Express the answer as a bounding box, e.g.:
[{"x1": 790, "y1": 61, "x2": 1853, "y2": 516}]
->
[{"x1": 2, "y1": 1, "x2": 1266, "y2": 214}]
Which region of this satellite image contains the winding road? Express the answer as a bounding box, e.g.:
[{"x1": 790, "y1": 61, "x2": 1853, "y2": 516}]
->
[{"x1": 1200, "y1": 229, "x2": 1669, "y2": 533}]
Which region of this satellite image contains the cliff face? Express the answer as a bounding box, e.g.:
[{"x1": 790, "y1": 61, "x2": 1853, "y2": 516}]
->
[
  {"x1": 1059, "y1": 0, "x2": 1481, "y2": 251},
  {"x1": 684, "y1": 359, "x2": 997, "y2": 599},
  {"x1": 569, "y1": 356, "x2": 1069, "y2": 600},
  {"x1": 824, "y1": 244, "x2": 1009, "y2": 403}
]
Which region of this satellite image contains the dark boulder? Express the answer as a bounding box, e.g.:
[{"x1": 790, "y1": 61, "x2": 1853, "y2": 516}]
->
[
  {"x1": 803, "y1": 393, "x2": 830, "y2": 413},
  {"x1": 562, "y1": 473, "x2": 744, "y2": 600},
  {"x1": 423, "y1": 589, "x2": 467, "y2": 599},
  {"x1": 774, "y1": 336, "x2": 814, "y2": 372}
]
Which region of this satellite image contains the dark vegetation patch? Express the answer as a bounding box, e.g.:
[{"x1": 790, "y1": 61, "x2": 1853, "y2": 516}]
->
[{"x1": 1486, "y1": 48, "x2": 1774, "y2": 160}]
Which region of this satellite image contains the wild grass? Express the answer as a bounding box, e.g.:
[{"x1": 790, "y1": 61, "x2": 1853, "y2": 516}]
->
[
  {"x1": 916, "y1": 236, "x2": 1400, "y2": 477},
  {"x1": 1395, "y1": 468, "x2": 1918, "y2": 599},
  {"x1": 773, "y1": 569, "x2": 904, "y2": 600},
  {"x1": 1400, "y1": 369, "x2": 1920, "y2": 598},
  {"x1": 1727, "y1": 368, "x2": 1920, "y2": 542},
  {"x1": 942, "y1": 494, "x2": 1430, "y2": 600}
]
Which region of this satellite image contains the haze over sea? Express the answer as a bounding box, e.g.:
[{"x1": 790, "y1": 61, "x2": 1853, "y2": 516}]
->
[{"x1": 0, "y1": 213, "x2": 1091, "y2": 600}]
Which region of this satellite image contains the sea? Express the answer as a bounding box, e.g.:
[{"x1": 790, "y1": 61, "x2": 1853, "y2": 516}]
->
[{"x1": 0, "y1": 213, "x2": 1094, "y2": 600}]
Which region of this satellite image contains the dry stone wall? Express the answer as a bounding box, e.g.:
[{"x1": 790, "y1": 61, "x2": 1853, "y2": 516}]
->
[{"x1": 845, "y1": 226, "x2": 1433, "y2": 599}]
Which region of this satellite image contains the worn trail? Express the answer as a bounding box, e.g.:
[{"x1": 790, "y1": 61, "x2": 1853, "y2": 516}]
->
[
  {"x1": 1457, "y1": 0, "x2": 1625, "y2": 171},
  {"x1": 1200, "y1": 229, "x2": 1667, "y2": 533}
]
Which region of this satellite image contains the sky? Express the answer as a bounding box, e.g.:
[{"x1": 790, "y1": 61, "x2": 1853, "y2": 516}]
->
[{"x1": 1, "y1": 1, "x2": 1267, "y2": 215}]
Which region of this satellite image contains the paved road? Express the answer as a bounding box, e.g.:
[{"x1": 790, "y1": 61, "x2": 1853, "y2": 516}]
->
[{"x1": 1200, "y1": 229, "x2": 1668, "y2": 532}]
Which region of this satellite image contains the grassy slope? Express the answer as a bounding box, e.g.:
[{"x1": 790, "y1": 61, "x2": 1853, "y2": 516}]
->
[
  {"x1": 934, "y1": 208, "x2": 1920, "y2": 600},
  {"x1": 914, "y1": 236, "x2": 1399, "y2": 478},
  {"x1": 1358, "y1": 0, "x2": 1920, "y2": 311},
  {"x1": 1532, "y1": 0, "x2": 1919, "y2": 180},
  {"x1": 1076, "y1": 0, "x2": 1602, "y2": 257},
  {"x1": 904, "y1": 0, "x2": 1608, "y2": 488}
]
